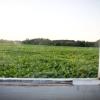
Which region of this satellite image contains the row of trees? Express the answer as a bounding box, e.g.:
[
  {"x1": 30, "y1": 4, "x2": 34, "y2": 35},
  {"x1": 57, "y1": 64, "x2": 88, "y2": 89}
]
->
[
  {"x1": 22, "y1": 38, "x2": 99, "y2": 47},
  {"x1": 0, "y1": 38, "x2": 99, "y2": 47}
]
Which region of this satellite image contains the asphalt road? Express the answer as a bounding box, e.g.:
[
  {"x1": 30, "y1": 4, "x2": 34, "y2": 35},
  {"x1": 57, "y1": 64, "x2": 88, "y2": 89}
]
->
[{"x1": 0, "y1": 85, "x2": 100, "y2": 100}]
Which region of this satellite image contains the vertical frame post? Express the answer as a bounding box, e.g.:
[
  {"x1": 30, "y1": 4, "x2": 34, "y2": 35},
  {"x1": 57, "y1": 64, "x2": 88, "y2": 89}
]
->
[{"x1": 98, "y1": 40, "x2": 100, "y2": 79}]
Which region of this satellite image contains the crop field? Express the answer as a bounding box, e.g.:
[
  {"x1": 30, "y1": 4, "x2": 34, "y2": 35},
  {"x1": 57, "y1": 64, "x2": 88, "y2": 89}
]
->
[{"x1": 0, "y1": 43, "x2": 99, "y2": 78}]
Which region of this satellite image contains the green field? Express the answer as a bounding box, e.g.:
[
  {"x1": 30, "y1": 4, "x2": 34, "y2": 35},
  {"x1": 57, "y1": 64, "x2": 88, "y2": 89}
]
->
[{"x1": 0, "y1": 43, "x2": 99, "y2": 78}]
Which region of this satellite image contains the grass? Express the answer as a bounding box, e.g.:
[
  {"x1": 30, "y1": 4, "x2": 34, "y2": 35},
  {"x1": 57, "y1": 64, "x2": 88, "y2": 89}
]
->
[{"x1": 0, "y1": 43, "x2": 99, "y2": 78}]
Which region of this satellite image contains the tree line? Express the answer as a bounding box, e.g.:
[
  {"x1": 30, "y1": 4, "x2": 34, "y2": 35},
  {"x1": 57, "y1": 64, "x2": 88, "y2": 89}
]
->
[{"x1": 22, "y1": 38, "x2": 99, "y2": 47}]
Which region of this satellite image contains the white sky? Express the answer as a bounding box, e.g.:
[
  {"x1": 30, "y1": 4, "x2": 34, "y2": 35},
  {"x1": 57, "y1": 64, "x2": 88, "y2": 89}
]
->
[{"x1": 0, "y1": 0, "x2": 100, "y2": 41}]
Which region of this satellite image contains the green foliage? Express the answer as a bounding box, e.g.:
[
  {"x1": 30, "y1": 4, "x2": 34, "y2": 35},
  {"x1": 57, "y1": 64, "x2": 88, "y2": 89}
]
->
[
  {"x1": 0, "y1": 43, "x2": 99, "y2": 78},
  {"x1": 22, "y1": 38, "x2": 97, "y2": 47}
]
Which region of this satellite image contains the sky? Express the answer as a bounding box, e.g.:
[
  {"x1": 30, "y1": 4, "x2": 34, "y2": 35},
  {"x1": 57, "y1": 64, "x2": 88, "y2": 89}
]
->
[{"x1": 0, "y1": 0, "x2": 100, "y2": 41}]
